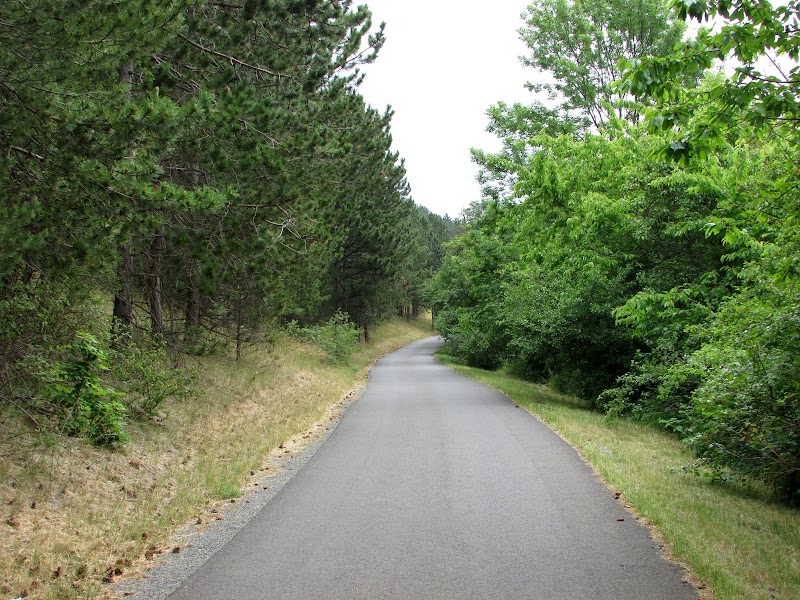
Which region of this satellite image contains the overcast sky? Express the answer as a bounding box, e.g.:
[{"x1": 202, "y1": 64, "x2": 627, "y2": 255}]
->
[{"x1": 357, "y1": 0, "x2": 536, "y2": 218}]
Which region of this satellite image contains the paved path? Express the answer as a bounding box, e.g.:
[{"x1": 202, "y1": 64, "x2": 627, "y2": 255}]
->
[{"x1": 167, "y1": 336, "x2": 697, "y2": 599}]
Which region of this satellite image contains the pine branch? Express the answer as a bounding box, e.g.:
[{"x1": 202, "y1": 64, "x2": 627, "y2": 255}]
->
[
  {"x1": 10, "y1": 145, "x2": 44, "y2": 161},
  {"x1": 177, "y1": 32, "x2": 290, "y2": 81}
]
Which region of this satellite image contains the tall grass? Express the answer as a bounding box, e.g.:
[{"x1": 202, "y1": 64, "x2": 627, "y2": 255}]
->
[
  {"x1": 436, "y1": 351, "x2": 800, "y2": 600},
  {"x1": 0, "y1": 316, "x2": 434, "y2": 599}
]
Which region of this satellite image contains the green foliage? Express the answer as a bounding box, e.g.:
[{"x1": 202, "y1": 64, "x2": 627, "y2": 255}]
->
[
  {"x1": 621, "y1": 0, "x2": 800, "y2": 162},
  {"x1": 430, "y1": 205, "x2": 513, "y2": 371},
  {"x1": 444, "y1": 127, "x2": 720, "y2": 399},
  {"x1": 287, "y1": 312, "x2": 363, "y2": 364},
  {"x1": 109, "y1": 340, "x2": 197, "y2": 418},
  {"x1": 0, "y1": 0, "x2": 446, "y2": 444},
  {"x1": 432, "y1": 0, "x2": 800, "y2": 504},
  {"x1": 47, "y1": 334, "x2": 127, "y2": 446},
  {"x1": 613, "y1": 0, "x2": 800, "y2": 502},
  {"x1": 520, "y1": 0, "x2": 685, "y2": 128},
  {"x1": 685, "y1": 281, "x2": 800, "y2": 503},
  {"x1": 317, "y1": 93, "x2": 421, "y2": 332}
]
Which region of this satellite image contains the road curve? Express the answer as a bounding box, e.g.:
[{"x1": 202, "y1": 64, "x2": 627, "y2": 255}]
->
[{"x1": 166, "y1": 336, "x2": 697, "y2": 600}]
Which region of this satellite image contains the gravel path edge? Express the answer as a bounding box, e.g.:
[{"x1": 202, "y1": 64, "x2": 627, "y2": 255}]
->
[{"x1": 112, "y1": 380, "x2": 368, "y2": 600}]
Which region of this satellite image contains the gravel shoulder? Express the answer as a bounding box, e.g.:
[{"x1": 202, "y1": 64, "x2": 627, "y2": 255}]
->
[{"x1": 113, "y1": 383, "x2": 366, "y2": 600}]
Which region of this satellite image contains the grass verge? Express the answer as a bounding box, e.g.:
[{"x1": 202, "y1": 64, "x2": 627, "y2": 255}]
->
[
  {"x1": 0, "y1": 316, "x2": 434, "y2": 599},
  {"x1": 436, "y1": 350, "x2": 800, "y2": 600}
]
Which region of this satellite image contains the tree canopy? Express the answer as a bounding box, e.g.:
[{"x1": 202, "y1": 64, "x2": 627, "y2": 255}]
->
[
  {"x1": 432, "y1": 0, "x2": 800, "y2": 504},
  {"x1": 0, "y1": 0, "x2": 458, "y2": 444},
  {"x1": 520, "y1": 0, "x2": 686, "y2": 127}
]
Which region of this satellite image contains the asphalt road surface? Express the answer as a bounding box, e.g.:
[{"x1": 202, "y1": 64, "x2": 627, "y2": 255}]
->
[{"x1": 167, "y1": 336, "x2": 697, "y2": 600}]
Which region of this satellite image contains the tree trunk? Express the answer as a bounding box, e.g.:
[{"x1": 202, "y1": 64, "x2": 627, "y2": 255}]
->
[
  {"x1": 112, "y1": 61, "x2": 136, "y2": 346},
  {"x1": 111, "y1": 244, "x2": 134, "y2": 346},
  {"x1": 148, "y1": 225, "x2": 165, "y2": 338},
  {"x1": 235, "y1": 296, "x2": 243, "y2": 361},
  {"x1": 334, "y1": 258, "x2": 347, "y2": 316},
  {"x1": 118, "y1": 61, "x2": 134, "y2": 86},
  {"x1": 185, "y1": 258, "x2": 201, "y2": 345}
]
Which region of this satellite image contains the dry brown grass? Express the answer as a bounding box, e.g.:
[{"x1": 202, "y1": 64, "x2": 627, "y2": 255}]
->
[{"x1": 0, "y1": 316, "x2": 434, "y2": 599}]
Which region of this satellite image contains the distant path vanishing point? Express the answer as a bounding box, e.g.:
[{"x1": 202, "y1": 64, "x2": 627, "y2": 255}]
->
[{"x1": 166, "y1": 336, "x2": 697, "y2": 600}]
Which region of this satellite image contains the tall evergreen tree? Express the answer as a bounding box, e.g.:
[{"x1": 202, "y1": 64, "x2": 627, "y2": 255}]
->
[{"x1": 1, "y1": 0, "x2": 450, "y2": 438}]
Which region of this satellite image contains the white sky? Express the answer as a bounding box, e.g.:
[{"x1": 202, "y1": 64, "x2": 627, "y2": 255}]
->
[{"x1": 357, "y1": 0, "x2": 536, "y2": 218}]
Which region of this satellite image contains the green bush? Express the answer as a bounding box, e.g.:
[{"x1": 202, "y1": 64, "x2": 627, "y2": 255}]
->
[
  {"x1": 685, "y1": 288, "x2": 800, "y2": 504},
  {"x1": 109, "y1": 339, "x2": 197, "y2": 418},
  {"x1": 432, "y1": 306, "x2": 506, "y2": 371},
  {"x1": 47, "y1": 333, "x2": 127, "y2": 446},
  {"x1": 287, "y1": 312, "x2": 362, "y2": 363}
]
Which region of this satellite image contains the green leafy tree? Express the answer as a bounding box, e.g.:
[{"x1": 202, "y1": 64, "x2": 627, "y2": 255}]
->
[
  {"x1": 431, "y1": 203, "x2": 513, "y2": 370},
  {"x1": 520, "y1": 0, "x2": 685, "y2": 128},
  {"x1": 434, "y1": 0, "x2": 800, "y2": 503},
  {"x1": 612, "y1": 0, "x2": 800, "y2": 502},
  {"x1": 474, "y1": 0, "x2": 686, "y2": 206},
  {"x1": 621, "y1": 0, "x2": 800, "y2": 162}
]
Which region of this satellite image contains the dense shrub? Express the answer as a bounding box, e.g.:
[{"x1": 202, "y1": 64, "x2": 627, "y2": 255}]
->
[
  {"x1": 685, "y1": 287, "x2": 800, "y2": 503},
  {"x1": 109, "y1": 339, "x2": 197, "y2": 418},
  {"x1": 287, "y1": 312, "x2": 362, "y2": 363},
  {"x1": 46, "y1": 333, "x2": 127, "y2": 446}
]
